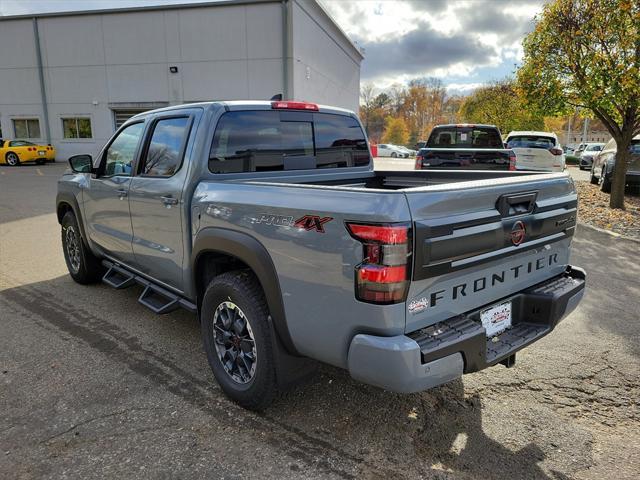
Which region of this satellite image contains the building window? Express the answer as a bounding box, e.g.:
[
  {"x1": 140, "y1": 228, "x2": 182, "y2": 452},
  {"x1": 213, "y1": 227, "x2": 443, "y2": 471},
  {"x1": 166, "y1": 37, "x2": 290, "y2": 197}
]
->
[
  {"x1": 13, "y1": 118, "x2": 41, "y2": 139},
  {"x1": 62, "y1": 117, "x2": 92, "y2": 139}
]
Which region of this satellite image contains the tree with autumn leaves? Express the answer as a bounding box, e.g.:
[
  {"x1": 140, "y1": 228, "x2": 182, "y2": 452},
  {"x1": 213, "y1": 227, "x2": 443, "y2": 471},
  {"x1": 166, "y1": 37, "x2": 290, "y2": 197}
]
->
[{"x1": 518, "y1": 0, "x2": 640, "y2": 209}]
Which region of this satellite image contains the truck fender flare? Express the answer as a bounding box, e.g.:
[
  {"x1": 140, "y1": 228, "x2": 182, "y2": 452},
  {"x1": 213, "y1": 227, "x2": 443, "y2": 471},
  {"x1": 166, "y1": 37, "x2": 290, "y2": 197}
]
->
[
  {"x1": 56, "y1": 192, "x2": 88, "y2": 243},
  {"x1": 191, "y1": 227, "x2": 298, "y2": 355}
]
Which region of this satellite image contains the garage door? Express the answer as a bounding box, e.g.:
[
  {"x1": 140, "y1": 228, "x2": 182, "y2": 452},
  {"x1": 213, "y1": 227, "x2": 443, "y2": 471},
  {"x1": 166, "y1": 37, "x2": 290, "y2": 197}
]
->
[{"x1": 113, "y1": 110, "x2": 148, "y2": 129}]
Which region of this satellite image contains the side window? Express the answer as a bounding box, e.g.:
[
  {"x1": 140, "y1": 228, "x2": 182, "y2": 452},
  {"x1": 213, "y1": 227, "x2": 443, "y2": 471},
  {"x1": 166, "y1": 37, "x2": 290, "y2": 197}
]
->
[
  {"x1": 103, "y1": 122, "x2": 144, "y2": 176},
  {"x1": 141, "y1": 117, "x2": 191, "y2": 177}
]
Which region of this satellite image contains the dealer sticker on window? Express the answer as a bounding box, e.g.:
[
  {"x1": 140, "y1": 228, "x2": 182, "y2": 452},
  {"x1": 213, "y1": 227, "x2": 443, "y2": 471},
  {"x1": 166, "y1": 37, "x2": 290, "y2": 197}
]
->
[{"x1": 480, "y1": 301, "x2": 512, "y2": 337}]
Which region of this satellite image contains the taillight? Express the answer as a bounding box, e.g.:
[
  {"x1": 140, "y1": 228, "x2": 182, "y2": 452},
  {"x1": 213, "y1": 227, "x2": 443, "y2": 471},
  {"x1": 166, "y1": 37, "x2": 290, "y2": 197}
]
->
[
  {"x1": 509, "y1": 151, "x2": 517, "y2": 171},
  {"x1": 346, "y1": 222, "x2": 411, "y2": 304},
  {"x1": 549, "y1": 147, "x2": 563, "y2": 156},
  {"x1": 415, "y1": 155, "x2": 423, "y2": 170},
  {"x1": 271, "y1": 100, "x2": 319, "y2": 111}
]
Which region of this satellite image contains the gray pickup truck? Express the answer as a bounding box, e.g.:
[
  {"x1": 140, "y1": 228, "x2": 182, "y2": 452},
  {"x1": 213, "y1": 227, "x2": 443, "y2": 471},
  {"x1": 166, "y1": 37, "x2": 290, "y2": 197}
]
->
[{"x1": 57, "y1": 101, "x2": 585, "y2": 410}]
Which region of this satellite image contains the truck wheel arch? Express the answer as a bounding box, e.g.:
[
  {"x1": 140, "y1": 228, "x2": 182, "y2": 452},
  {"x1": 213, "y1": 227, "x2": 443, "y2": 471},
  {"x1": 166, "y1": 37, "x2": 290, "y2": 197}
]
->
[
  {"x1": 56, "y1": 193, "x2": 88, "y2": 243},
  {"x1": 191, "y1": 228, "x2": 298, "y2": 355}
]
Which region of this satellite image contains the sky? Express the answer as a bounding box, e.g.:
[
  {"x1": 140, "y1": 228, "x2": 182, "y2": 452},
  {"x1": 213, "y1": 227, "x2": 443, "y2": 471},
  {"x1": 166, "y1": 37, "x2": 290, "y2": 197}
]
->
[{"x1": 0, "y1": 0, "x2": 546, "y2": 93}]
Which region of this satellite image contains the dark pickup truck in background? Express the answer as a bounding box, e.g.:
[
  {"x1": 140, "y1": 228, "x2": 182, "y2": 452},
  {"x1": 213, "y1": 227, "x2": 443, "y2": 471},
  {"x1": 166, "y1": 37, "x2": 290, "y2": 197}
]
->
[{"x1": 415, "y1": 124, "x2": 516, "y2": 170}]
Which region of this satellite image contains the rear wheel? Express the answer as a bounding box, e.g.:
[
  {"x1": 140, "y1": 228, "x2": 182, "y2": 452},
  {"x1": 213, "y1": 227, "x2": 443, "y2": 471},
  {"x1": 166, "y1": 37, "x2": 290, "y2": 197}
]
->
[
  {"x1": 600, "y1": 167, "x2": 612, "y2": 193},
  {"x1": 5, "y1": 152, "x2": 20, "y2": 166},
  {"x1": 61, "y1": 211, "x2": 104, "y2": 284},
  {"x1": 201, "y1": 271, "x2": 278, "y2": 411}
]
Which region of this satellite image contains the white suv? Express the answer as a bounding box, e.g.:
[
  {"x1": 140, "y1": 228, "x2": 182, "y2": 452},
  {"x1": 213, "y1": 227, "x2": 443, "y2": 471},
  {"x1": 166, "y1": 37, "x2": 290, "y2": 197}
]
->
[{"x1": 505, "y1": 131, "x2": 565, "y2": 172}]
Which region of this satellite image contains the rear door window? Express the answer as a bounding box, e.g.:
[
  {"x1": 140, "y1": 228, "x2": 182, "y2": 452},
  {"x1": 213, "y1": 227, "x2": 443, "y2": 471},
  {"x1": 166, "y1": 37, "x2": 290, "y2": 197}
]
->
[
  {"x1": 209, "y1": 110, "x2": 370, "y2": 173},
  {"x1": 141, "y1": 117, "x2": 191, "y2": 177},
  {"x1": 506, "y1": 136, "x2": 556, "y2": 149},
  {"x1": 427, "y1": 126, "x2": 503, "y2": 149}
]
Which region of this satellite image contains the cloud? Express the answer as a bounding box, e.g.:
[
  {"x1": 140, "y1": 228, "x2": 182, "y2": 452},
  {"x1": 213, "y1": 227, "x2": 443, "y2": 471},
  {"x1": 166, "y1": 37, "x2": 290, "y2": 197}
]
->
[
  {"x1": 357, "y1": 22, "x2": 497, "y2": 83},
  {"x1": 320, "y1": 0, "x2": 546, "y2": 88}
]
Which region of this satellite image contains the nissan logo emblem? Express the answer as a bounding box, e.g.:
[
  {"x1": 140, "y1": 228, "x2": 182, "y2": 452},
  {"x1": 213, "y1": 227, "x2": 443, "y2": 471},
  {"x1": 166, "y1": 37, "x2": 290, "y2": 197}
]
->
[{"x1": 510, "y1": 221, "x2": 526, "y2": 246}]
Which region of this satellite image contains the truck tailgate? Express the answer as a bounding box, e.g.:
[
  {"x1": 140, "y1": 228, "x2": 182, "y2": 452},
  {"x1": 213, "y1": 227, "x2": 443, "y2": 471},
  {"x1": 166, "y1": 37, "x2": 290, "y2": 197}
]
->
[{"x1": 403, "y1": 173, "x2": 577, "y2": 333}]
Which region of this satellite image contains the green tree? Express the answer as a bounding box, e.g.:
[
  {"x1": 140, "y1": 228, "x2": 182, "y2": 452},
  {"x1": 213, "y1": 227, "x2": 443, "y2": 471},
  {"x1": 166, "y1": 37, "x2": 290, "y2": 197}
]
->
[
  {"x1": 459, "y1": 79, "x2": 544, "y2": 134},
  {"x1": 382, "y1": 117, "x2": 409, "y2": 145},
  {"x1": 517, "y1": 0, "x2": 640, "y2": 209}
]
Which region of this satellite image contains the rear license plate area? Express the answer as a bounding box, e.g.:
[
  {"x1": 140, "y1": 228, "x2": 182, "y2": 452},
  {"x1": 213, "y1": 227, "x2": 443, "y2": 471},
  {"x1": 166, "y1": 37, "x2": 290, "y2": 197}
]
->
[{"x1": 480, "y1": 301, "x2": 512, "y2": 337}]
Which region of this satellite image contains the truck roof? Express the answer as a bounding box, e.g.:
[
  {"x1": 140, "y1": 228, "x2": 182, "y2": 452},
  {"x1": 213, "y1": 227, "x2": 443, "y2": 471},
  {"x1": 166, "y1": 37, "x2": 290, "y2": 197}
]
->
[
  {"x1": 128, "y1": 100, "x2": 356, "y2": 121},
  {"x1": 433, "y1": 124, "x2": 498, "y2": 129}
]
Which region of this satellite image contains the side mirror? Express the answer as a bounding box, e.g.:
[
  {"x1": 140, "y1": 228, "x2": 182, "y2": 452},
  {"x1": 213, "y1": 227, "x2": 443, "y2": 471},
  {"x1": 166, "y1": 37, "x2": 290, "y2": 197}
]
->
[{"x1": 68, "y1": 154, "x2": 93, "y2": 173}]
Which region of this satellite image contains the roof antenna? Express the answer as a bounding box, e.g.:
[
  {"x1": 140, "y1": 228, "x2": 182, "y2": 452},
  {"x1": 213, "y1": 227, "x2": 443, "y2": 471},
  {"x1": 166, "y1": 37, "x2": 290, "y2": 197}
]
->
[{"x1": 270, "y1": 93, "x2": 283, "y2": 101}]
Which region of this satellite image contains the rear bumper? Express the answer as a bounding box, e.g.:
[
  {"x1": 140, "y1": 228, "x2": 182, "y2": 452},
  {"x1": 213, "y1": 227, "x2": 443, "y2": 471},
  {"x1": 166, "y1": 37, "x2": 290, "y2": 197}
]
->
[{"x1": 347, "y1": 266, "x2": 585, "y2": 393}]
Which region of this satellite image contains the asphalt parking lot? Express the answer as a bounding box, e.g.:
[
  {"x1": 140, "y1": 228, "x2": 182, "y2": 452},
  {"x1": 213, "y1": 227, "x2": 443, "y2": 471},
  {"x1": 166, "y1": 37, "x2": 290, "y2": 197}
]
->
[{"x1": 1, "y1": 162, "x2": 638, "y2": 479}]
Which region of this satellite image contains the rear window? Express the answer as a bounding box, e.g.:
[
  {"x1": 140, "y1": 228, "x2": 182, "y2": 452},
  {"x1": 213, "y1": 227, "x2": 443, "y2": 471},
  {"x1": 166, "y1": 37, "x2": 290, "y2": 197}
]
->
[
  {"x1": 208, "y1": 111, "x2": 370, "y2": 173},
  {"x1": 427, "y1": 126, "x2": 503, "y2": 149},
  {"x1": 506, "y1": 136, "x2": 556, "y2": 149}
]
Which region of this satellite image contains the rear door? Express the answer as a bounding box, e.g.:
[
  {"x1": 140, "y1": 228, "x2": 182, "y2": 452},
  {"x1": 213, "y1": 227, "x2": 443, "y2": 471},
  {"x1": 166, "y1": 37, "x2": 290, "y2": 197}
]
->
[
  {"x1": 128, "y1": 110, "x2": 198, "y2": 290},
  {"x1": 403, "y1": 175, "x2": 578, "y2": 334},
  {"x1": 506, "y1": 135, "x2": 558, "y2": 171}
]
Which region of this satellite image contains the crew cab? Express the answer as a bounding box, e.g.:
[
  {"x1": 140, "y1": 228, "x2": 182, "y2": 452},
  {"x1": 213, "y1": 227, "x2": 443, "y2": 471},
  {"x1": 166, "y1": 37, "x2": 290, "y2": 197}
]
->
[
  {"x1": 57, "y1": 101, "x2": 585, "y2": 410},
  {"x1": 415, "y1": 124, "x2": 516, "y2": 170}
]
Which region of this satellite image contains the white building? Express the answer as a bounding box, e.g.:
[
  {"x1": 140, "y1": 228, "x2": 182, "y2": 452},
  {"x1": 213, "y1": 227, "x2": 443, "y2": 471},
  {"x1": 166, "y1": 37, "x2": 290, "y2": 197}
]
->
[{"x1": 0, "y1": 0, "x2": 363, "y2": 160}]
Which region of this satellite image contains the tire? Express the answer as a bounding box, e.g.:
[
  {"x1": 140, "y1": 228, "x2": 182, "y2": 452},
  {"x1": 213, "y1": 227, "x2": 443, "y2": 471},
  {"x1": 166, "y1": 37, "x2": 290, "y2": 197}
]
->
[
  {"x1": 5, "y1": 152, "x2": 20, "y2": 166},
  {"x1": 201, "y1": 271, "x2": 278, "y2": 411},
  {"x1": 590, "y1": 168, "x2": 599, "y2": 185},
  {"x1": 600, "y1": 168, "x2": 612, "y2": 193},
  {"x1": 391, "y1": 152, "x2": 397, "y2": 158},
  {"x1": 61, "y1": 211, "x2": 104, "y2": 284}
]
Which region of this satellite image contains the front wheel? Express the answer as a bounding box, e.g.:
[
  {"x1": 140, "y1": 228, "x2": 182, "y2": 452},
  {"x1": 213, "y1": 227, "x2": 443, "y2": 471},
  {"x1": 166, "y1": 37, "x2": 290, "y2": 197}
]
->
[
  {"x1": 201, "y1": 271, "x2": 278, "y2": 410},
  {"x1": 61, "y1": 211, "x2": 104, "y2": 284},
  {"x1": 5, "y1": 152, "x2": 20, "y2": 166},
  {"x1": 390, "y1": 152, "x2": 397, "y2": 158},
  {"x1": 590, "y1": 168, "x2": 599, "y2": 185}
]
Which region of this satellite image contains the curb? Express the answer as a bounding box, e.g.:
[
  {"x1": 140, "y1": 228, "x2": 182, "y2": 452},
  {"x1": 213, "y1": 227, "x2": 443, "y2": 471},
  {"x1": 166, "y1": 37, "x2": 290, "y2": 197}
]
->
[{"x1": 577, "y1": 222, "x2": 640, "y2": 244}]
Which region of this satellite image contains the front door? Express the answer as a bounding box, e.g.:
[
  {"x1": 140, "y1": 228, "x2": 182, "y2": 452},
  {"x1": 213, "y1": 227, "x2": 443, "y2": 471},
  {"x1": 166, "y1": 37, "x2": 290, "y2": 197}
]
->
[
  {"x1": 129, "y1": 114, "x2": 195, "y2": 290},
  {"x1": 83, "y1": 121, "x2": 145, "y2": 264}
]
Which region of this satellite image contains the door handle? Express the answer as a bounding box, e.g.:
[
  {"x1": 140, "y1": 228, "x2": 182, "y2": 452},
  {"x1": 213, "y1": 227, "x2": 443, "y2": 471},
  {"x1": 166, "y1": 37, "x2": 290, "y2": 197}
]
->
[
  {"x1": 161, "y1": 195, "x2": 179, "y2": 206},
  {"x1": 116, "y1": 189, "x2": 128, "y2": 198}
]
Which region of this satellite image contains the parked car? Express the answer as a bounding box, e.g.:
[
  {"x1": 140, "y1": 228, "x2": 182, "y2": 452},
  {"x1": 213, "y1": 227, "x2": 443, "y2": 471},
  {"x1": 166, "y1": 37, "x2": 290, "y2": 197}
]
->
[
  {"x1": 415, "y1": 124, "x2": 515, "y2": 170},
  {"x1": 590, "y1": 135, "x2": 640, "y2": 192},
  {"x1": 377, "y1": 144, "x2": 408, "y2": 158},
  {"x1": 397, "y1": 146, "x2": 416, "y2": 157},
  {"x1": 505, "y1": 131, "x2": 566, "y2": 172},
  {"x1": 578, "y1": 143, "x2": 605, "y2": 170},
  {"x1": 0, "y1": 139, "x2": 56, "y2": 166},
  {"x1": 57, "y1": 100, "x2": 585, "y2": 410}
]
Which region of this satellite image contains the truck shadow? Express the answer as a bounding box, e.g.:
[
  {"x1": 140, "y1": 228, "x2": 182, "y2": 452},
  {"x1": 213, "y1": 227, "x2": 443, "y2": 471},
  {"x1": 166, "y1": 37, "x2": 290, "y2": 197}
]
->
[{"x1": 1, "y1": 274, "x2": 571, "y2": 479}]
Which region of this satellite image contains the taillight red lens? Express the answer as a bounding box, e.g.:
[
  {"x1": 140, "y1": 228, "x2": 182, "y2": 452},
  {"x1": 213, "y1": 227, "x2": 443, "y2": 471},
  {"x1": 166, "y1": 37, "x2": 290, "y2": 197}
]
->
[
  {"x1": 358, "y1": 265, "x2": 406, "y2": 283},
  {"x1": 347, "y1": 224, "x2": 407, "y2": 244},
  {"x1": 509, "y1": 152, "x2": 517, "y2": 171},
  {"x1": 346, "y1": 222, "x2": 411, "y2": 305},
  {"x1": 415, "y1": 155, "x2": 423, "y2": 170},
  {"x1": 271, "y1": 101, "x2": 319, "y2": 111},
  {"x1": 549, "y1": 147, "x2": 563, "y2": 156}
]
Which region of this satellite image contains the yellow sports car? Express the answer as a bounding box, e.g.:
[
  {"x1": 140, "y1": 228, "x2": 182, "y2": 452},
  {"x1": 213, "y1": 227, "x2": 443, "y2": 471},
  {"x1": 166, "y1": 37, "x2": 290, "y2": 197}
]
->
[{"x1": 0, "y1": 139, "x2": 56, "y2": 166}]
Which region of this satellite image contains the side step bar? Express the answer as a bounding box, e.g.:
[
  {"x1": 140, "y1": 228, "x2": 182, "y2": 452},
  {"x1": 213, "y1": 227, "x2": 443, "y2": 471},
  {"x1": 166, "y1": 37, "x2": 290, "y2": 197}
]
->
[{"x1": 101, "y1": 261, "x2": 197, "y2": 314}]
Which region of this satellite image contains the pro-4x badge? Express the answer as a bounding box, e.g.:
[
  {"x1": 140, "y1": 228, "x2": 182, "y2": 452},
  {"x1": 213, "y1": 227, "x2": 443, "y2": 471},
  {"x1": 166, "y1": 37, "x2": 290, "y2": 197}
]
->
[
  {"x1": 255, "y1": 213, "x2": 333, "y2": 233},
  {"x1": 294, "y1": 215, "x2": 333, "y2": 233}
]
